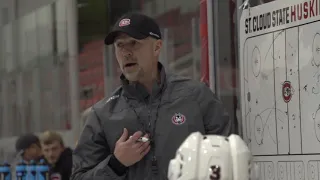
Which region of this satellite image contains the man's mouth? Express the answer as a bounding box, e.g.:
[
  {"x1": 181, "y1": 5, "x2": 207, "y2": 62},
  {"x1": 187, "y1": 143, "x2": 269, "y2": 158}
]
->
[{"x1": 124, "y1": 63, "x2": 137, "y2": 68}]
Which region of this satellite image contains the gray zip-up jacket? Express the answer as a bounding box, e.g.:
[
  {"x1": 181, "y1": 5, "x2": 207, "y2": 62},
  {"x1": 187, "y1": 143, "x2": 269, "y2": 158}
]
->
[{"x1": 71, "y1": 63, "x2": 232, "y2": 180}]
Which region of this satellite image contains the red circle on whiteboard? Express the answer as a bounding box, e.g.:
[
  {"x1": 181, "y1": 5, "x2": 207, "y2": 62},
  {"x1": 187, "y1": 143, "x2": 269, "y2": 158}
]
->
[{"x1": 282, "y1": 81, "x2": 292, "y2": 103}]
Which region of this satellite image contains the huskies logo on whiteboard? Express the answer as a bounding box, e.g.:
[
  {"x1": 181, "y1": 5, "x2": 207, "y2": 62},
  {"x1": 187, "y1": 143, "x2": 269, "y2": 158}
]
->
[
  {"x1": 172, "y1": 113, "x2": 186, "y2": 125},
  {"x1": 282, "y1": 81, "x2": 292, "y2": 103},
  {"x1": 119, "y1": 19, "x2": 130, "y2": 27}
]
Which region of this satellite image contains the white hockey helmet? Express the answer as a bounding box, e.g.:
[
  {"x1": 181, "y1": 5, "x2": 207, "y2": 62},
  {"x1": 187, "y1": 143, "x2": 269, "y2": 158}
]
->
[{"x1": 168, "y1": 132, "x2": 258, "y2": 180}]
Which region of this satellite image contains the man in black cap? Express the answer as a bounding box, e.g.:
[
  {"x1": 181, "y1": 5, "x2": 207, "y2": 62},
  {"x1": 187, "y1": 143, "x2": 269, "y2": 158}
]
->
[
  {"x1": 15, "y1": 133, "x2": 43, "y2": 163},
  {"x1": 72, "y1": 12, "x2": 232, "y2": 180}
]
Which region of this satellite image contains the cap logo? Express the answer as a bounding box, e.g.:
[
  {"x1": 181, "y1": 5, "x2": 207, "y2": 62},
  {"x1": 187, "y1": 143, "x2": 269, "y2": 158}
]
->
[
  {"x1": 119, "y1": 19, "x2": 130, "y2": 27},
  {"x1": 149, "y1": 32, "x2": 160, "y2": 38}
]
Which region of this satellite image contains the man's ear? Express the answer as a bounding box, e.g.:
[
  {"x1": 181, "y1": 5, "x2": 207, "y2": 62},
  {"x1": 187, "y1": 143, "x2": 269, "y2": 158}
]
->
[{"x1": 153, "y1": 40, "x2": 162, "y2": 56}]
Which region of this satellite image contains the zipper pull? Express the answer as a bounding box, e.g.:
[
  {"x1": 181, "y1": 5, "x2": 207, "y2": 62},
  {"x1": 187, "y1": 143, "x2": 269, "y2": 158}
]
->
[{"x1": 151, "y1": 156, "x2": 158, "y2": 174}]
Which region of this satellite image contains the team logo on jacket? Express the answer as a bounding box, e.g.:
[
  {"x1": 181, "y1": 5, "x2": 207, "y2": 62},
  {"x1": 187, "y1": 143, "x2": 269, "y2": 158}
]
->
[
  {"x1": 50, "y1": 173, "x2": 61, "y2": 180},
  {"x1": 172, "y1": 113, "x2": 186, "y2": 125}
]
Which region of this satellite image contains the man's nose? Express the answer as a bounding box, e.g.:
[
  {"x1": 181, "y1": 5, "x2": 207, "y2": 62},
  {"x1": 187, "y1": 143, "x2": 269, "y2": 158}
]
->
[
  {"x1": 48, "y1": 150, "x2": 53, "y2": 156},
  {"x1": 120, "y1": 47, "x2": 132, "y2": 57}
]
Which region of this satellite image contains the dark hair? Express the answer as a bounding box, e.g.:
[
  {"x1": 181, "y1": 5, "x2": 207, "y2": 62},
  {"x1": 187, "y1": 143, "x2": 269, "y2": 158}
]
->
[{"x1": 15, "y1": 133, "x2": 41, "y2": 152}]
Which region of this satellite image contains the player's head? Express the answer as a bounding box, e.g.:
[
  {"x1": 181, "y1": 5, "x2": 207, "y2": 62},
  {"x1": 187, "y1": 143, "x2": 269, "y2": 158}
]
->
[
  {"x1": 105, "y1": 12, "x2": 162, "y2": 83},
  {"x1": 40, "y1": 131, "x2": 65, "y2": 165},
  {"x1": 15, "y1": 133, "x2": 42, "y2": 162},
  {"x1": 168, "y1": 132, "x2": 259, "y2": 180}
]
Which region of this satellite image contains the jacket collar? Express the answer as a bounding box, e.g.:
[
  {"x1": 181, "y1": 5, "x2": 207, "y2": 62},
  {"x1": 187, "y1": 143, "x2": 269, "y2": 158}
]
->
[{"x1": 121, "y1": 62, "x2": 166, "y2": 102}]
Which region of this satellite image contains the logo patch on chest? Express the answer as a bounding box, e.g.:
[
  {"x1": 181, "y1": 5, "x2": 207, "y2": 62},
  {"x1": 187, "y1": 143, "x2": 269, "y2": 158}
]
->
[
  {"x1": 171, "y1": 113, "x2": 186, "y2": 125},
  {"x1": 51, "y1": 173, "x2": 61, "y2": 180}
]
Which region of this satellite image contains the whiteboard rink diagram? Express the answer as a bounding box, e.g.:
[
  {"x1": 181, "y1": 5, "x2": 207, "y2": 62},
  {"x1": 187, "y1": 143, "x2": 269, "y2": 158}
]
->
[{"x1": 243, "y1": 19, "x2": 320, "y2": 156}]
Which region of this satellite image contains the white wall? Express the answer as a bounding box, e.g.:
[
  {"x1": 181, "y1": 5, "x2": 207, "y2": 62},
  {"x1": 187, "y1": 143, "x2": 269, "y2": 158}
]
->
[
  {"x1": 1, "y1": 0, "x2": 68, "y2": 71},
  {"x1": 0, "y1": 0, "x2": 56, "y2": 19},
  {"x1": 142, "y1": 0, "x2": 199, "y2": 17},
  {"x1": 0, "y1": 0, "x2": 74, "y2": 160}
]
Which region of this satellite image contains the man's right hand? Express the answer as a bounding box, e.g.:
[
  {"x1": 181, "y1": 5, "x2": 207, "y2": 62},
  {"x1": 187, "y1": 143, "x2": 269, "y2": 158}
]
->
[{"x1": 114, "y1": 128, "x2": 151, "y2": 167}]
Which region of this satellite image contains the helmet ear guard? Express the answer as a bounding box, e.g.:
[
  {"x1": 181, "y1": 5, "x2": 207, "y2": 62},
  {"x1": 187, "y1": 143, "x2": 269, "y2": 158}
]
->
[
  {"x1": 168, "y1": 158, "x2": 180, "y2": 180},
  {"x1": 168, "y1": 153, "x2": 183, "y2": 180}
]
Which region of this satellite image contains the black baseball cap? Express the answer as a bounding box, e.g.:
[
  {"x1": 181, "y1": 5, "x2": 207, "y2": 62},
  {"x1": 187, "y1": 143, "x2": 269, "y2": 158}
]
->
[{"x1": 105, "y1": 12, "x2": 162, "y2": 45}]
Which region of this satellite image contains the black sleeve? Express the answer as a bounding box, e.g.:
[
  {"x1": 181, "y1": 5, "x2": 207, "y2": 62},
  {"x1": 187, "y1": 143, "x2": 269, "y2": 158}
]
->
[{"x1": 108, "y1": 154, "x2": 127, "y2": 176}]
